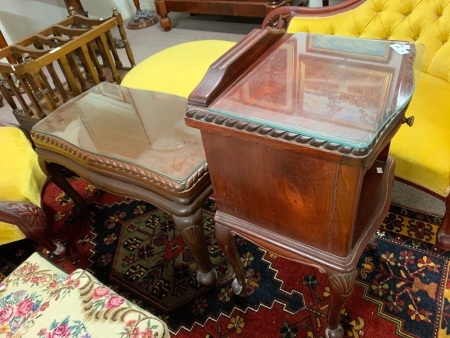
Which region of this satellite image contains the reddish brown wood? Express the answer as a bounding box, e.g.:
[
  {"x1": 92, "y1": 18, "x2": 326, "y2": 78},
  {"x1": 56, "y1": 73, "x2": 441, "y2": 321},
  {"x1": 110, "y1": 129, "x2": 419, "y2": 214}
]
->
[
  {"x1": 262, "y1": 0, "x2": 365, "y2": 29},
  {"x1": 437, "y1": 195, "x2": 450, "y2": 250},
  {"x1": 0, "y1": 202, "x2": 66, "y2": 255},
  {"x1": 189, "y1": 28, "x2": 285, "y2": 107},
  {"x1": 64, "y1": 0, "x2": 87, "y2": 16},
  {"x1": 0, "y1": 30, "x2": 14, "y2": 63},
  {"x1": 186, "y1": 28, "x2": 414, "y2": 337},
  {"x1": 154, "y1": 0, "x2": 304, "y2": 31},
  {"x1": 31, "y1": 97, "x2": 217, "y2": 286}
]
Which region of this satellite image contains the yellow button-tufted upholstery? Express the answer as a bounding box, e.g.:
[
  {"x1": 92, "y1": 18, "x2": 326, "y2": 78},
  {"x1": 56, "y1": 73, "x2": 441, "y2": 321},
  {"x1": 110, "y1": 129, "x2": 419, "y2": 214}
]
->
[
  {"x1": 0, "y1": 126, "x2": 46, "y2": 245},
  {"x1": 281, "y1": 0, "x2": 450, "y2": 199},
  {"x1": 287, "y1": 0, "x2": 450, "y2": 83}
]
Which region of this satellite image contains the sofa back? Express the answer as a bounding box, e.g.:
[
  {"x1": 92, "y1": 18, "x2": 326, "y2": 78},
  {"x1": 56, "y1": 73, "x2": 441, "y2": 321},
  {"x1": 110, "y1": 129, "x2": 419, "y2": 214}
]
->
[{"x1": 285, "y1": 0, "x2": 450, "y2": 82}]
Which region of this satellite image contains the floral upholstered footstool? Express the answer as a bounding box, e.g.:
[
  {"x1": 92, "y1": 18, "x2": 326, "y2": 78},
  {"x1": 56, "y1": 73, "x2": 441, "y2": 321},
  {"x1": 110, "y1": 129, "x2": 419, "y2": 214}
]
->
[{"x1": 0, "y1": 252, "x2": 170, "y2": 337}]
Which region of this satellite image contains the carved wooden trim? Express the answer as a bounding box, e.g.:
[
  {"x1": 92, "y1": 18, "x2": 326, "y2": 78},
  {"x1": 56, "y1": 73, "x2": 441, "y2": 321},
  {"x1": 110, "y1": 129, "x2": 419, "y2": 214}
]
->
[
  {"x1": 0, "y1": 202, "x2": 46, "y2": 233},
  {"x1": 186, "y1": 106, "x2": 396, "y2": 157},
  {"x1": 31, "y1": 132, "x2": 208, "y2": 193},
  {"x1": 328, "y1": 270, "x2": 357, "y2": 298}
]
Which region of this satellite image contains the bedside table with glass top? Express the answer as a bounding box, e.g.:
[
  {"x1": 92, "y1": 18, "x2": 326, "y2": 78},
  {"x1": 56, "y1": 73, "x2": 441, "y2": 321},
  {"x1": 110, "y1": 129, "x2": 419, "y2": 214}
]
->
[{"x1": 186, "y1": 30, "x2": 420, "y2": 338}]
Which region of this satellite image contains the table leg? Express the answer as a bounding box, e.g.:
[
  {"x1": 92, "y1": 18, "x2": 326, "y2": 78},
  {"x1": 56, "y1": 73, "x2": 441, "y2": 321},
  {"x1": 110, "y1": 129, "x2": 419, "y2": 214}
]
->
[
  {"x1": 216, "y1": 216, "x2": 357, "y2": 338},
  {"x1": 323, "y1": 267, "x2": 357, "y2": 338},
  {"x1": 154, "y1": 0, "x2": 172, "y2": 31},
  {"x1": 436, "y1": 195, "x2": 450, "y2": 251},
  {"x1": 44, "y1": 162, "x2": 89, "y2": 218},
  {"x1": 173, "y1": 208, "x2": 217, "y2": 286},
  {"x1": 215, "y1": 222, "x2": 248, "y2": 295}
]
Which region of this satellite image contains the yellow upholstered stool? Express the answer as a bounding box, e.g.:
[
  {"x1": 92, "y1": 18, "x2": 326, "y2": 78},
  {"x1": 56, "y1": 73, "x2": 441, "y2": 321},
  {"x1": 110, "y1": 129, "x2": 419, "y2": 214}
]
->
[
  {"x1": 0, "y1": 125, "x2": 64, "y2": 254},
  {"x1": 121, "y1": 40, "x2": 236, "y2": 97}
]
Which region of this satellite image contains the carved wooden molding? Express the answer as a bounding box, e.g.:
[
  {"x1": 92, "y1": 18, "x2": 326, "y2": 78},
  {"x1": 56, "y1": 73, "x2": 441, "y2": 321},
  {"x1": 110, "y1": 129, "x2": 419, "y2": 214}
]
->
[
  {"x1": 186, "y1": 107, "x2": 387, "y2": 157},
  {"x1": 328, "y1": 270, "x2": 357, "y2": 298},
  {"x1": 0, "y1": 202, "x2": 46, "y2": 233},
  {"x1": 31, "y1": 132, "x2": 208, "y2": 193}
]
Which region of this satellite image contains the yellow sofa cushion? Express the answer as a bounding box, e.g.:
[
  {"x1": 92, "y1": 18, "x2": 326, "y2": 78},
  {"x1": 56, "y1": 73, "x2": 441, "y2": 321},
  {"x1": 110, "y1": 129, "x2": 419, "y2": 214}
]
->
[
  {"x1": 121, "y1": 40, "x2": 235, "y2": 98},
  {"x1": 0, "y1": 127, "x2": 46, "y2": 245},
  {"x1": 286, "y1": 0, "x2": 450, "y2": 82},
  {"x1": 390, "y1": 73, "x2": 450, "y2": 197}
]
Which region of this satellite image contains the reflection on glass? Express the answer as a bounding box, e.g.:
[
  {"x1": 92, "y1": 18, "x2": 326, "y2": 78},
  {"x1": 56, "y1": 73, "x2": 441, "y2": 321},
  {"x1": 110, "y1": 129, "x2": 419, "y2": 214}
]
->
[
  {"x1": 208, "y1": 33, "x2": 418, "y2": 149},
  {"x1": 32, "y1": 83, "x2": 206, "y2": 181}
]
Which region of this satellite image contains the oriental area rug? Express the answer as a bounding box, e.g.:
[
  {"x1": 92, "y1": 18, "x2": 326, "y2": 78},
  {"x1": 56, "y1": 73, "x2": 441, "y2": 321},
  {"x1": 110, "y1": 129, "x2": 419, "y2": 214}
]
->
[{"x1": 1, "y1": 176, "x2": 450, "y2": 337}]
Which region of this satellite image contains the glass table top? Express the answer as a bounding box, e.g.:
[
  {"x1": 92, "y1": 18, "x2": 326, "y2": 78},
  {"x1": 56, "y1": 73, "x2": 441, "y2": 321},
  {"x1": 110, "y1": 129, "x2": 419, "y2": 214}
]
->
[
  {"x1": 208, "y1": 33, "x2": 421, "y2": 149},
  {"x1": 32, "y1": 83, "x2": 206, "y2": 182}
]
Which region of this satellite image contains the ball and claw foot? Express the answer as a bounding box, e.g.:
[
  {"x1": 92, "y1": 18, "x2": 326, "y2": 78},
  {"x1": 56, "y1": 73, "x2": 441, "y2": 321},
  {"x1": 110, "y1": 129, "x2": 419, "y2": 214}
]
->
[{"x1": 196, "y1": 268, "x2": 218, "y2": 286}]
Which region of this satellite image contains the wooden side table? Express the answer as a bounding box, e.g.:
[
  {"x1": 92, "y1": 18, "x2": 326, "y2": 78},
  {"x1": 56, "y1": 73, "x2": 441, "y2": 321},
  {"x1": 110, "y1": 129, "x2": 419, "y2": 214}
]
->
[
  {"x1": 186, "y1": 29, "x2": 418, "y2": 337},
  {"x1": 31, "y1": 83, "x2": 217, "y2": 287}
]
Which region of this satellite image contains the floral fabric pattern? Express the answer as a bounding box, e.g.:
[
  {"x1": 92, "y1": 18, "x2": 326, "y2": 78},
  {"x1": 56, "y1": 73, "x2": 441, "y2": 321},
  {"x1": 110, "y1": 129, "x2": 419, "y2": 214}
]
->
[{"x1": 0, "y1": 253, "x2": 169, "y2": 337}]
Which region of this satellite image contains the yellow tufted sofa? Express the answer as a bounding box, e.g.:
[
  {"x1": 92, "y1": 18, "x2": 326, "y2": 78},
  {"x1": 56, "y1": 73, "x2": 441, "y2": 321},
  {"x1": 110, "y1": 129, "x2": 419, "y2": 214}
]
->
[{"x1": 121, "y1": 0, "x2": 449, "y2": 249}]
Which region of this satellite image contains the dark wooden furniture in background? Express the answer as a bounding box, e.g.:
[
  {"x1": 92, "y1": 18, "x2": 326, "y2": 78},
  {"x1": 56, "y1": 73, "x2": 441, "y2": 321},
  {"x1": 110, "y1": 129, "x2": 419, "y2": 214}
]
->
[
  {"x1": 186, "y1": 29, "x2": 417, "y2": 338},
  {"x1": 0, "y1": 30, "x2": 13, "y2": 62},
  {"x1": 64, "y1": 0, "x2": 87, "y2": 15},
  {"x1": 0, "y1": 30, "x2": 8, "y2": 108},
  {"x1": 127, "y1": 0, "x2": 159, "y2": 30},
  {"x1": 154, "y1": 0, "x2": 307, "y2": 31}
]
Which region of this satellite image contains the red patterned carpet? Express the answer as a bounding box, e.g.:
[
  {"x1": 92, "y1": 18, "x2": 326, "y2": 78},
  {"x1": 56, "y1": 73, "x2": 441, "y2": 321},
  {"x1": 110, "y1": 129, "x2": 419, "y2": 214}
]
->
[{"x1": 1, "y1": 177, "x2": 449, "y2": 337}]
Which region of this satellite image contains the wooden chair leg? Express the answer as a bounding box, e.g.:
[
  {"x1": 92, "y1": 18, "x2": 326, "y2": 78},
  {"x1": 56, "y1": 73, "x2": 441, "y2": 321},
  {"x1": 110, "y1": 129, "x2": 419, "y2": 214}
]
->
[
  {"x1": 436, "y1": 195, "x2": 450, "y2": 251},
  {"x1": 113, "y1": 7, "x2": 136, "y2": 68}
]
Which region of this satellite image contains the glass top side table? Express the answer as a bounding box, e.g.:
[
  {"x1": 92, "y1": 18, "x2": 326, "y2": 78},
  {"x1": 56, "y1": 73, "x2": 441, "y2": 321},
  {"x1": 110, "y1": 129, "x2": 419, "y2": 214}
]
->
[
  {"x1": 208, "y1": 32, "x2": 419, "y2": 152},
  {"x1": 31, "y1": 82, "x2": 217, "y2": 287},
  {"x1": 186, "y1": 31, "x2": 419, "y2": 338}
]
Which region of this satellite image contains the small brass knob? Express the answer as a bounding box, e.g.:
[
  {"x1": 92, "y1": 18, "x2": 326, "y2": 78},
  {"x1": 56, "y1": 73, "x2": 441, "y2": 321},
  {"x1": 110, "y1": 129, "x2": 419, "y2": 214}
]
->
[{"x1": 403, "y1": 116, "x2": 414, "y2": 127}]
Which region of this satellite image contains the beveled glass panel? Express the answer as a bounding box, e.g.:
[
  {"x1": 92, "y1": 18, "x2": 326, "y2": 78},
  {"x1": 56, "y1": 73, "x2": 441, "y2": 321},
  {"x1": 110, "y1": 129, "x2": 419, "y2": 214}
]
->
[
  {"x1": 32, "y1": 82, "x2": 205, "y2": 182},
  {"x1": 208, "y1": 33, "x2": 419, "y2": 149}
]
